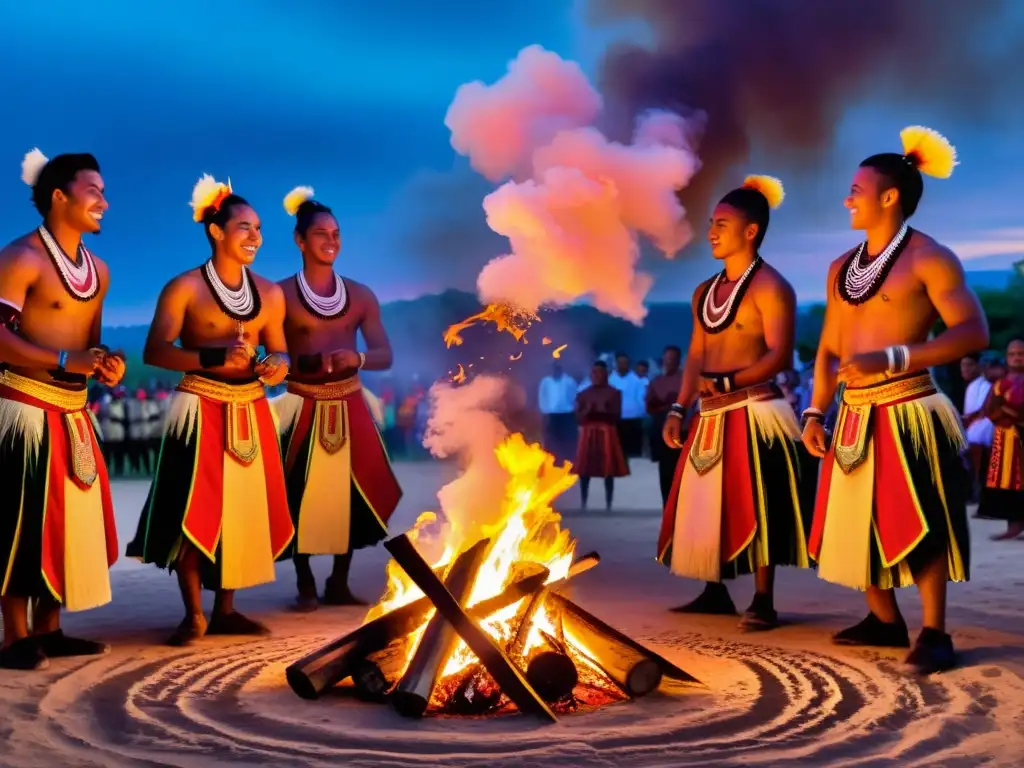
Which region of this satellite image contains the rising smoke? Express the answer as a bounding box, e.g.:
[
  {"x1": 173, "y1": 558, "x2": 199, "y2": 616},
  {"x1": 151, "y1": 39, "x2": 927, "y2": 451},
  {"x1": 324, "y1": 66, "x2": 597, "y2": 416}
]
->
[
  {"x1": 422, "y1": 375, "x2": 526, "y2": 542},
  {"x1": 446, "y1": 44, "x2": 703, "y2": 325},
  {"x1": 587, "y1": 0, "x2": 1024, "y2": 224}
]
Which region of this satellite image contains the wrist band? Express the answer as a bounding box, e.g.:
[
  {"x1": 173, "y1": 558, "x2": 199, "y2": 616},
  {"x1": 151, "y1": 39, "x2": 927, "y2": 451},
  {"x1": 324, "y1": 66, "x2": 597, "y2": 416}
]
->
[
  {"x1": 710, "y1": 374, "x2": 734, "y2": 393},
  {"x1": 801, "y1": 407, "x2": 823, "y2": 426},
  {"x1": 199, "y1": 347, "x2": 227, "y2": 369},
  {"x1": 296, "y1": 353, "x2": 323, "y2": 374},
  {"x1": 885, "y1": 345, "x2": 910, "y2": 375},
  {"x1": 57, "y1": 349, "x2": 68, "y2": 370},
  {"x1": 358, "y1": 352, "x2": 366, "y2": 369}
]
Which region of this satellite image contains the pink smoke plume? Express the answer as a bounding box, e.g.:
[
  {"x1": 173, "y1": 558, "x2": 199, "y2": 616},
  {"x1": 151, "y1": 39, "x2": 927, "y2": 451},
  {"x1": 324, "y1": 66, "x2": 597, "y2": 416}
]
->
[{"x1": 445, "y1": 45, "x2": 703, "y2": 325}]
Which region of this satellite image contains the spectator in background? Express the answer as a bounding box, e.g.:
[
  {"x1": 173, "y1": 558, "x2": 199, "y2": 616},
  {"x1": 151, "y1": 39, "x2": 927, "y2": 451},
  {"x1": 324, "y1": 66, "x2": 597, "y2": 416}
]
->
[
  {"x1": 960, "y1": 353, "x2": 993, "y2": 503},
  {"x1": 538, "y1": 362, "x2": 578, "y2": 464},
  {"x1": 574, "y1": 360, "x2": 629, "y2": 510},
  {"x1": 646, "y1": 345, "x2": 685, "y2": 505},
  {"x1": 634, "y1": 360, "x2": 650, "y2": 380},
  {"x1": 609, "y1": 352, "x2": 646, "y2": 458},
  {"x1": 977, "y1": 339, "x2": 1024, "y2": 539}
]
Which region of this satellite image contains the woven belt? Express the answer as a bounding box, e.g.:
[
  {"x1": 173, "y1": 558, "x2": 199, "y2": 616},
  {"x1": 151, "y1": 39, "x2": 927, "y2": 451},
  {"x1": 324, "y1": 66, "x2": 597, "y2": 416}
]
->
[
  {"x1": 176, "y1": 374, "x2": 266, "y2": 404},
  {"x1": 0, "y1": 370, "x2": 88, "y2": 411},
  {"x1": 842, "y1": 372, "x2": 935, "y2": 408},
  {"x1": 700, "y1": 382, "x2": 778, "y2": 415},
  {"x1": 286, "y1": 376, "x2": 362, "y2": 401}
]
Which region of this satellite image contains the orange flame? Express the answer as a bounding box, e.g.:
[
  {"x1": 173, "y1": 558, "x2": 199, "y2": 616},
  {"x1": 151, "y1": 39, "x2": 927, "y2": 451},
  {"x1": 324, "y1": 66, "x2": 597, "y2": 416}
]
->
[
  {"x1": 443, "y1": 303, "x2": 538, "y2": 348},
  {"x1": 542, "y1": 337, "x2": 552, "y2": 345},
  {"x1": 365, "y1": 435, "x2": 578, "y2": 681},
  {"x1": 552, "y1": 343, "x2": 568, "y2": 358},
  {"x1": 450, "y1": 364, "x2": 467, "y2": 384}
]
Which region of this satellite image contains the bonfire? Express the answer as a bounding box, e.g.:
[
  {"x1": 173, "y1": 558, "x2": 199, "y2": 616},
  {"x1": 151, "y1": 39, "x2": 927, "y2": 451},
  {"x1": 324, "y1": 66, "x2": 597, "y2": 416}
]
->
[{"x1": 286, "y1": 434, "x2": 699, "y2": 721}]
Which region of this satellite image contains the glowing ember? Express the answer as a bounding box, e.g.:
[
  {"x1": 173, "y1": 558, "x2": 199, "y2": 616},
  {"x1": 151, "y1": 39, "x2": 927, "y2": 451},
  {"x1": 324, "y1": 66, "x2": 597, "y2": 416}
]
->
[
  {"x1": 509, "y1": 351, "x2": 523, "y2": 361},
  {"x1": 450, "y1": 364, "x2": 467, "y2": 384},
  {"x1": 542, "y1": 337, "x2": 552, "y2": 345},
  {"x1": 552, "y1": 344, "x2": 568, "y2": 359},
  {"x1": 444, "y1": 303, "x2": 538, "y2": 348}
]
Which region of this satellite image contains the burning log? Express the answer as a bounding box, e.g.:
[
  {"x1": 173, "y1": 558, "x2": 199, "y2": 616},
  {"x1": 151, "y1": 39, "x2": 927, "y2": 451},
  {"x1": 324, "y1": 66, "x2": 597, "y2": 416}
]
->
[
  {"x1": 285, "y1": 558, "x2": 550, "y2": 700},
  {"x1": 350, "y1": 639, "x2": 409, "y2": 702},
  {"x1": 384, "y1": 533, "x2": 558, "y2": 723},
  {"x1": 547, "y1": 593, "x2": 702, "y2": 694},
  {"x1": 392, "y1": 540, "x2": 490, "y2": 718},
  {"x1": 525, "y1": 651, "x2": 578, "y2": 703}
]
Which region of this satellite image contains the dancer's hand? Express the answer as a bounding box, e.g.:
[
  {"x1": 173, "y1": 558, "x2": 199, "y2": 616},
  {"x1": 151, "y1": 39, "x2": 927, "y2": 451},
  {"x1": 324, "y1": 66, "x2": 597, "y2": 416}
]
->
[
  {"x1": 697, "y1": 377, "x2": 721, "y2": 397},
  {"x1": 802, "y1": 419, "x2": 828, "y2": 458},
  {"x1": 662, "y1": 415, "x2": 684, "y2": 449},
  {"x1": 93, "y1": 349, "x2": 126, "y2": 386},
  {"x1": 64, "y1": 348, "x2": 106, "y2": 375},
  {"x1": 837, "y1": 351, "x2": 888, "y2": 387},
  {"x1": 255, "y1": 353, "x2": 289, "y2": 386},
  {"x1": 326, "y1": 349, "x2": 360, "y2": 374}
]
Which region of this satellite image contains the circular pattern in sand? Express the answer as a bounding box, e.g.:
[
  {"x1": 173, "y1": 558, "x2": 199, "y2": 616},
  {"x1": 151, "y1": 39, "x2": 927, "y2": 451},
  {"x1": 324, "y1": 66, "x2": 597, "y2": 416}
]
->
[{"x1": 35, "y1": 630, "x2": 1017, "y2": 767}]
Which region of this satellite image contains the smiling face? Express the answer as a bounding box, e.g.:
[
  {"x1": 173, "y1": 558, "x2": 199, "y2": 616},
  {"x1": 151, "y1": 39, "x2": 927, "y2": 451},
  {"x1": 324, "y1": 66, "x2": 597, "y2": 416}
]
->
[
  {"x1": 707, "y1": 203, "x2": 756, "y2": 260},
  {"x1": 845, "y1": 166, "x2": 899, "y2": 231},
  {"x1": 296, "y1": 212, "x2": 341, "y2": 267},
  {"x1": 212, "y1": 204, "x2": 262, "y2": 265},
  {"x1": 52, "y1": 169, "x2": 108, "y2": 234}
]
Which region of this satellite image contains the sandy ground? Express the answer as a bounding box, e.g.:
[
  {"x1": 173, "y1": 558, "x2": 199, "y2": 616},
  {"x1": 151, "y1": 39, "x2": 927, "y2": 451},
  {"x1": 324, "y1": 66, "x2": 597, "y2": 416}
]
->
[{"x1": 2, "y1": 460, "x2": 1023, "y2": 768}]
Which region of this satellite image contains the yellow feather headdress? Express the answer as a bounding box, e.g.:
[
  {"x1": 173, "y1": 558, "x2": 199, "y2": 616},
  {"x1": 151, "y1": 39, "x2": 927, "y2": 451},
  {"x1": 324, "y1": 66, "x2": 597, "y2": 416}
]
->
[
  {"x1": 21, "y1": 148, "x2": 49, "y2": 187},
  {"x1": 190, "y1": 174, "x2": 233, "y2": 222},
  {"x1": 900, "y1": 125, "x2": 958, "y2": 179},
  {"x1": 283, "y1": 185, "x2": 315, "y2": 216},
  {"x1": 741, "y1": 174, "x2": 785, "y2": 209}
]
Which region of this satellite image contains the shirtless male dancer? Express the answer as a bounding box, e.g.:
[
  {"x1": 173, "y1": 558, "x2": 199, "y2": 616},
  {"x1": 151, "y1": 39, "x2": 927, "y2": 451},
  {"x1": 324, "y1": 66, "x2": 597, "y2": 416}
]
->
[
  {"x1": 274, "y1": 187, "x2": 402, "y2": 610},
  {"x1": 0, "y1": 149, "x2": 126, "y2": 670},
  {"x1": 803, "y1": 126, "x2": 988, "y2": 673},
  {"x1": 127, "y1": 175, "x2": 294, "y2": 645},
  {"x1": 659, "y1": 176, "x2": 813, "y2": 631}
]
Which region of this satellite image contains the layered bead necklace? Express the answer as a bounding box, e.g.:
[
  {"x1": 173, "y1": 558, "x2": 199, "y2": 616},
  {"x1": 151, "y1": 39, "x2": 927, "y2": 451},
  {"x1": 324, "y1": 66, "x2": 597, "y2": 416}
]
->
[
  {"x1": 36, "y1": 226, "x2": 99, "y2": 302},
  {"x1": 295, "y1": 269, "x2": 349, "y2": 320},
  {"x1": 838, "y1": 223, "x2": 911, "y2": 305},
  {"x1": 201, "y1": 259, "x2": 261, "y2": 322},
  {"x1": 699, "y1": 256, "x2": 763, "y2": 334}
]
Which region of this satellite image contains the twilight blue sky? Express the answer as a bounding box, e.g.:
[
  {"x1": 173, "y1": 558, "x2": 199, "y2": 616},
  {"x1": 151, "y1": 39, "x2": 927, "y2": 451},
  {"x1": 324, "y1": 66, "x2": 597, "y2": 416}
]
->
[{"x1": 1, "y1": 1, "x2": 1021, "y2": 326}]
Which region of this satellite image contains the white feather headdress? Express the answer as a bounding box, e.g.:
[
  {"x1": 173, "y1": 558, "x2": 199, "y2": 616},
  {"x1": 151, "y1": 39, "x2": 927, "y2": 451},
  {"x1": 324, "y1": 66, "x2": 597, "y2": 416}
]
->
[
  {"x1": 283, "y1": 186, "x2": 315, "y2": 216},
  {"x1": 21, "y1": 148, "x2": 49, "y2": 187},
  {"x1": 189, "y1": 174, "x2": 233, "y2": 222}
]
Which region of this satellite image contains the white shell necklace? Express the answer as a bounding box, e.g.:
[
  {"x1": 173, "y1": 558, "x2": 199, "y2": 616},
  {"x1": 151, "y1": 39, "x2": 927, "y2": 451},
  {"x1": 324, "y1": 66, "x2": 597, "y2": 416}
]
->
[
  {"x1": 296, "y1": 269, "x2": 348, "y2": 320},
  {"x1": 37, "y1": 226, "x2": 99, "y2": 302},
  {"x1": 700, "y1": 256, "x2": 762, "y2": 334},
  {"x1": 202, "y1": 259, "x2": 258, "y2": 321},
  {"x1": 840, "y1": 223, "x2": 910, "y2": 305}
]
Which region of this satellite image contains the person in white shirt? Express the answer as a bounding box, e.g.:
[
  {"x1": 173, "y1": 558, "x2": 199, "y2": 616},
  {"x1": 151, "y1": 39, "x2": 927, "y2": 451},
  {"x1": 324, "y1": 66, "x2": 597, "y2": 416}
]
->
[
  {"x1": 537, "y1": 362, "x2": 578, "y2": 463},
  {"x1": 609, "y1": 352, "x2": 646, "y2": 458},
  {"x1": 960, "y1": 353, "x2": 994, "y2": 502}
]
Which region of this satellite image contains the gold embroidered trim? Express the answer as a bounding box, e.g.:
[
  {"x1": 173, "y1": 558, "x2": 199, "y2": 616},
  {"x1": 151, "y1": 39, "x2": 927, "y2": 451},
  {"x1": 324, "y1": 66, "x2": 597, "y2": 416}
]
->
[
  {"x1": 64, "y1": 411, "x2": 98, "y2": 486},
  {"x1": 0, "y1": 371, "x2": 88, "y2": 411},
  {"x1": 689, "y1": 411, "x2": 725, "y2": 475},
  {"x1": 177, "y1": 374, "x2": 265, "y2": 404},
  {"x1": 316, "y1": 400, "x2": 348, "y2": 455},
  {"x1": 226, "y1": 402, "x2": 260, "y2": 465},
  {"x1": 287, "y1": 376, "x2": 361, "y2": 401},
  {"x1": 842, "y1": 373, "x2": 935, "y2": 407},
  {"x1": 700, "y1": 382, "x2": 777, "y2": 415}
]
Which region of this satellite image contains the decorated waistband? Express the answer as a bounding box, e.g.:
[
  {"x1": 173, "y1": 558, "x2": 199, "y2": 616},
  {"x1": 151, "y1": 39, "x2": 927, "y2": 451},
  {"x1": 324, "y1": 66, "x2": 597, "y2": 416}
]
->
[
  {"x1": 286, "y1": 375, "x2": 362, "y2": 401},
  {"x1": 842, "y1": 372, "x2": 934, "y2": 408},
  {"x1": 176, "y1": 374, "x2": 266, "y2": 404},
  {"x1": 700, "y1": 382, "x2": 779, "y2": 415},
  {"x1": 0, "y1": 370, "x2": 88, "y2": 412}
]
